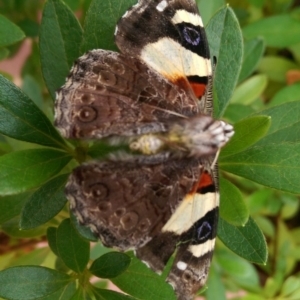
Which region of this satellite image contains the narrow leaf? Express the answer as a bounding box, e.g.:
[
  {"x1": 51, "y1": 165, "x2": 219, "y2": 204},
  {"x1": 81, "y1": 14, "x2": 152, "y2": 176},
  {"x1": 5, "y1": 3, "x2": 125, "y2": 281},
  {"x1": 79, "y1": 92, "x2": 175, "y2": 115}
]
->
[
  {"x1": 0, "y1": 14, "x2": 25, "y2": 47},
  {"x1": 218, "y1": 217, "x2": 268, "y2": 264},
  {"x1": 0, "y1": 192, "x2": 31, "y2": 224},
  {"x1": 239, "y1": 38, "x2": 265, "y2": 83},
  {"x1": 20, "y1": 174, "x2": 69, "y2": 229},
  {"x1": 0, "y1": 149, "x2": 72, "y2": 196},
  {"x1": 90, "y1": 252, "x2": 131, "y2": 278},
  {"x1": 40, "y1": 0, "x2": 83, "y2": 99},
  {"x1": 0, "y1": 75, "x2": 67, "y2": 149},
  {"x1": 219, "y1": 178, "x2": 249, "y2": 226},
  {"x1": 220, "y1": 115, "x2": 271, "y2": 157},
  {"x1": 206, "y1": 7, "x2": 243, "y2": 117},
  {"x1": 231, "y1": 74, "x2": 268, "y2": 105},
  {"x1": 47, "y1": 227, "x2": 59, "y2": 256},
  {"x1": 57, "y1": 218, "x2": 90, "y2": 273},
  {"x1": 81, "y1": 0, "x2": 136, "y2": 53},
  {"x1": 0, "y1": 266, "x2": 72, "y2": 300}
]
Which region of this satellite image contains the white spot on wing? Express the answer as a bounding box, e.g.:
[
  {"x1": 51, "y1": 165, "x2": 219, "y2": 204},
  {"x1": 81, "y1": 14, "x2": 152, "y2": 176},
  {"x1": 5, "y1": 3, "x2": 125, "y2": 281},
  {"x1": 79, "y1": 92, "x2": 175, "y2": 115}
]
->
[
  {"x1": 141, "y1": 38, "x2": 212, "y2": 79},
  {"x1": 122, "y1": 10, "x2": 129, "y2": 18},
  {"x1": 177, "y1": 261, "x2": 187, "y2": 271},
  {"x1": 114, "y1": 25, "x2": 118, "y2": 35},
  {"x1": 162, "y1": 192, "x2": 219, "y2": 234},
  {"x1": 156, "y1": 0, "x2": 168, "y2": 12},
  {"x1": 172, "y1": 10, "x2": 204, "y2": 27}
]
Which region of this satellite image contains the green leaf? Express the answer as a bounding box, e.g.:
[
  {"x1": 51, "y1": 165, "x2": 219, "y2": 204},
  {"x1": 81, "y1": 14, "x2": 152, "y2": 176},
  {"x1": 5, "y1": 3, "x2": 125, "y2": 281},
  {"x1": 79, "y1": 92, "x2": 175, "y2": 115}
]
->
[
  {"x1": 243, "y1": 14, "x2": 300, "y2": 48},
  {"x1": 81, "y1": 0, "x2": 136, "y2": 53},
  {"x1": 239, "y1": 38, "x2": 265, "y2": 83},
  {"x1": 56, "y1": 218, "x2": 90, "y2": 273},
  {"x1": 220, "y1": 115, "x2": 271, "y2": 157},
  {"x1": 0, "y1": 75, "x2": 68, "y2": 149},
  {"x1": 255, "y1": 216, "x2": 275, "y2": 238},
  {"x1": 2, "y1": 216, "x2": 47, "y2": 238},
  {"x1": 218, "y1": 217, "x2": 268, "y2": 264},
  {"x1": 9, "y1": 248, "x2": 49, "y2": 267},
  {"x1": 0, "y1": 192, "x2": 31, "y2": 224},
  {"x1": 223, "y1": 103, "x2": 256, "y2": 123},
  {"x1": 220, "y1": 102, "x2": 300, "y2": 193},
  {"x1": 219, "y1": 178, "x2": 248, "y2": 226},
  {"x1": 280, "y1": 276, "x2": 300, "y2": 297},
  {"x1": 18, "y1": 19, "x2": 39, "y2": 38},
  {"x1": 36, "y1": 282, "x2": 76, "y2": 300},
  {"x1": 268, "y1": 83, "x2": 300, "y2": 107},
  {"x1": 197, "y1": 0, "x2": 225, "y2": 25},
  {"x1": 231, "y1": 74, "x2": 268, "y2": 105},
  {"x1": 205, "y1": 263, "x2": 226, "y2": 300},
  {"x1": 93, "y1": 288, "x2": 136, "y2": 300},
  {"x1": 47, "y1": 227, "x2": 59, "y2": 256},
  {"x1": 0, "y1": 266, "x2": 72, "y2": 300},
  {"x1": 216, "y1": 249, "x2": 261, "y2": 292},
  {"x1": 90, "y1": 252, "x2": 131, "y2": 278},
  {"x1": 221, "y1": 143, "x2": 300, "y2": 193},
  {"x1": 40, "y1": 0, "x2": 83, "y2": 99},
  {"x1": 70, "y1": 288, "x2": 92, "y2": 300},
  {"x1": 0, "y1": 149, "x2": 72, "y2": 196},
  {"x1": 0, "y1": 14, "x2": 25, "y2": 47},
  {"x1": 70, "y1": 211, "x2": 97, "y2": 242},
  {"x1": 64, "y1": 0, "x2": 80, "y2": 11},
  {"x1": 20, "y1": 174, "x2": 69, "y2": 229},
  {"x1": 258, "y1": 56, "x2": 298, "y2": 83},
  {"x1": 22, "y1": 75, "x2": 44, "y2": 111},
  {"x1": 111, "y1": 253, "x2": 176, "y2": 300},
  {"x1": 206, "y1": 7, "x2": 243, "y2": 117}
]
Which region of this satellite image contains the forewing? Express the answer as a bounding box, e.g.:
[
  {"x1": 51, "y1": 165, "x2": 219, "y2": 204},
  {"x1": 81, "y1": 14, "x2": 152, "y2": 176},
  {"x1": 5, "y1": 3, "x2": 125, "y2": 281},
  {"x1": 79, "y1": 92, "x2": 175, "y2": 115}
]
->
[
  {"x1": 55, "y1": 50, "x2": 197, "y2": 139},
  {"x1": 115, "y1": 0, "x2": 213, "y2": 113}
]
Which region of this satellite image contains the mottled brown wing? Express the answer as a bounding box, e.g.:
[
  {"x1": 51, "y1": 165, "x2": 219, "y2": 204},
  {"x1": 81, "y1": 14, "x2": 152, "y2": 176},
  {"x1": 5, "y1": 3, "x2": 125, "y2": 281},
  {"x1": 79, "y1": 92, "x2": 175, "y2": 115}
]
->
[
  {"x1": 66, "y1": 155, "x2": 201, "y2": 251},
  {"x1": 115, "y1": 0, "x2": 213, "y2": 114},
  {"x1": 55, "y1": 50, "x2": 198, "y2": 139}
]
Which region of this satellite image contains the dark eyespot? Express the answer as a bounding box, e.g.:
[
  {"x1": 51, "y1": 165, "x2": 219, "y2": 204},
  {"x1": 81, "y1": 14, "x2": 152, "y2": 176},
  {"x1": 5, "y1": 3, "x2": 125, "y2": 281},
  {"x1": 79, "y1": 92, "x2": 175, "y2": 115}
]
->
[
  {"x1": 197, "y1": 221, "x2": 211, "y2": 241},
  {"x1": 183, "y1": 26, "x2": 200, "y2": 46},
  {"x1": 120, "y1": 212, "x2": 139, "y2": 230},
  {"x1": 99, "y1": 70, "x2": 117, "y2": 86},
  {"x1": 78, "y1": 106, "x2": 97, "y2": 123},
  {"x1": 90, "y1": 183, "x2": 109, "y2": 199}
]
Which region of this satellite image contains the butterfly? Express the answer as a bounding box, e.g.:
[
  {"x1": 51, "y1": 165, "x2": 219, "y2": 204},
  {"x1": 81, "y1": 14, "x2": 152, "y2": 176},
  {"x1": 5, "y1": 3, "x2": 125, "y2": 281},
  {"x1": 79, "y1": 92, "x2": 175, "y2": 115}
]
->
[{"x1": 54, "y1": 0, "x2": 234, "y2": 299}]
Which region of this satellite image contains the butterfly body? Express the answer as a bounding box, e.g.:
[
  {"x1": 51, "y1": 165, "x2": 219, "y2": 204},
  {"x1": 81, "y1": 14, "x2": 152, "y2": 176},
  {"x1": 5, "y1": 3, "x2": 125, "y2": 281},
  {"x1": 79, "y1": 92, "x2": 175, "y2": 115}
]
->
[{"x1": 54, "y1": 1, "x2": 234, "y2": 299}]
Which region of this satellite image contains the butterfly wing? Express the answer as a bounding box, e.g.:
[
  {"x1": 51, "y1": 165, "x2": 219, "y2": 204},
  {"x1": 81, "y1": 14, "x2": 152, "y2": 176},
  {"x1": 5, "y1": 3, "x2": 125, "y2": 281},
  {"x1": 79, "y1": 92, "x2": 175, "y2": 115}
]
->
[
  {"x1": 55, "y1": 50, "x2": 197, "y2": 139},
  {"x1": 66, "y1": 155, "x2": 201, "y2": 251},
  {"x1": 115, "y1": 0, "x2": 213, "y2": 114},
  {"x1": 67, "y1": 155, "x2": 219, "y2": 300}
]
